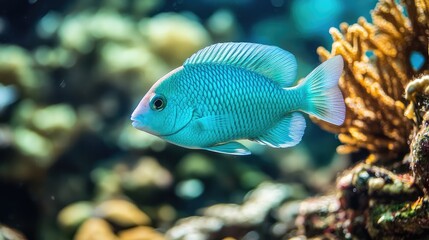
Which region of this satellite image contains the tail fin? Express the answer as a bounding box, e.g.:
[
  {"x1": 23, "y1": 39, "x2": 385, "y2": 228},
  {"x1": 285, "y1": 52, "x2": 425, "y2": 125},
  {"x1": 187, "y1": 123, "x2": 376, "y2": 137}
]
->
[{"x1": 299, "y1": 55, "x2": 345, "y2": 125}]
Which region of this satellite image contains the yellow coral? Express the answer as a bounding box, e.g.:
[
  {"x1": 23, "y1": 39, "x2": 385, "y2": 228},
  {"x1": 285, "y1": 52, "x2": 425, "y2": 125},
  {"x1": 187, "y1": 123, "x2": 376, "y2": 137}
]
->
[
  {"x1": 315, "y1": 0, "x2": 429, "y2": 161},
  {"x1": 95, "y1": 199, "x2": 151, "y2": 227},
  {"x1": 74, "y1": 218, "x2": 118, "y2": 240},
  {"x1": 404, "y1": 75, "x2": 429, "y2": 123}
]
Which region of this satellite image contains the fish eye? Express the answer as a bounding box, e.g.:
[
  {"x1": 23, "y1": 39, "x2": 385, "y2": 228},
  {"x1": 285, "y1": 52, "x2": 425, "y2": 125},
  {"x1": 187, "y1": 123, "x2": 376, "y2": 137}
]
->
[{"x1": 150, "y1": 94, "x2": 166, "y2": 111}]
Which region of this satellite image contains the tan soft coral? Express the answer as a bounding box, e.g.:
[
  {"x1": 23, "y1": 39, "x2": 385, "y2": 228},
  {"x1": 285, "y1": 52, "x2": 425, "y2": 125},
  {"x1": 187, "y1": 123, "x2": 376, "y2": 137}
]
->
[{"x1": 315, "y1": 0, "x2": 429, "y2": 162}]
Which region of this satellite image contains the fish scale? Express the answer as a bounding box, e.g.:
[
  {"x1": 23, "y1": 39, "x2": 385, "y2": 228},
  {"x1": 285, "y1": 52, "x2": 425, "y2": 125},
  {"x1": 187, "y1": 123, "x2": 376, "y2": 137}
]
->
[
  {"x1": 186, "y1": 64, "x2": 290, "y2": 141},
  {"x1": 131, "y1": 42, "x2": 345, "y2": 155}
]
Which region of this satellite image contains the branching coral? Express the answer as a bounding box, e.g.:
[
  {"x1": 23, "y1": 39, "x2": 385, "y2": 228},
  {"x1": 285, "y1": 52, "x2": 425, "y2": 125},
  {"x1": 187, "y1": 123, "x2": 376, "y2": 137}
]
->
[
  {"x1": 288, "y1": 1, "x2": 429, "y2": 238},
  {"x1": 315, "y1": 0, "x2": 429, "y2": 161}
]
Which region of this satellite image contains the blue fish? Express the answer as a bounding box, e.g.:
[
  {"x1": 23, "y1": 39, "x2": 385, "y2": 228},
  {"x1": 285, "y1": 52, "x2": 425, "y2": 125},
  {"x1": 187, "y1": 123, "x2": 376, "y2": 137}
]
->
[{"x1": 131, "y1": 42, "x2": 345, "y2": 155}]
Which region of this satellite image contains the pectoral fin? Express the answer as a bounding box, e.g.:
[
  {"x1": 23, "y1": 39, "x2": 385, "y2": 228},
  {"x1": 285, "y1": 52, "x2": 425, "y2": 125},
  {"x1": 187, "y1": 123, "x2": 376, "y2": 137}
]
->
[
  {"x1": 204, "y1": 142, "x2": 251, "y2": 155},
  {"x1": 195, "y1": 114, "x2": 233, "y2": 131}
]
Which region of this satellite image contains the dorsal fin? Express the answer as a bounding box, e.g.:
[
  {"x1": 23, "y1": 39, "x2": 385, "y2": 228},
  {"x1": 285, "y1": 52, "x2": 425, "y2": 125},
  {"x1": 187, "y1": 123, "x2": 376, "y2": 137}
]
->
[{"x1": 184, "y1": 42, "x2": 298, "y2": 87}]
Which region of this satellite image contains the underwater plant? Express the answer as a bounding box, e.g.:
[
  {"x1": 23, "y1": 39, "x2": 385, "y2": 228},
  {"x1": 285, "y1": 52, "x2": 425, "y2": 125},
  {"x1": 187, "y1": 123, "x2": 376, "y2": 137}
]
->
[
  {"x1": 285, "y1": 0, "x2": 429, "y2": 239},
  {"x1": 316, "y1": 0, "x2": 428, "y2": 162}
]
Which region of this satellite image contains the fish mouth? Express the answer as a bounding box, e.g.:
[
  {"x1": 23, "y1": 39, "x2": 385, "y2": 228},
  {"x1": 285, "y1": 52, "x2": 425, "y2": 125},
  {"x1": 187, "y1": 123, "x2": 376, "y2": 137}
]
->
[
  {"x1": 130, "y1": 111, "x2": 194, "y2": 138},
  {"x1": 129, "y1": 113, "x2": 193, "y2": 137},
  {"x1": 131, "y1": 120, "x2": 139, "y2": 128},
  {"x1": 130, "y1": 116, "x2": 143, "y2": 129},
  {"x1": 131, "y1": 117, "x2": 157, "y2": 135}
]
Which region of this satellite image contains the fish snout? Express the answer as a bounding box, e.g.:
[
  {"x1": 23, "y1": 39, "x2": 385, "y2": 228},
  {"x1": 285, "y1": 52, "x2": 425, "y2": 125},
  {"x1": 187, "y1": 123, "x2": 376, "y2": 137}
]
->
[
  {"x1": 130, "y1": 110, "x2": 146, "y2": 130},
  {"x1": 131, "y1": 117, "x2": 140, "y2": 128},
  {"x1": 130, "y1": 115, "x2": 142, "y2": 129},
  {"x1": 131, "y1": 98, "x2": 151, "y2": 129}
]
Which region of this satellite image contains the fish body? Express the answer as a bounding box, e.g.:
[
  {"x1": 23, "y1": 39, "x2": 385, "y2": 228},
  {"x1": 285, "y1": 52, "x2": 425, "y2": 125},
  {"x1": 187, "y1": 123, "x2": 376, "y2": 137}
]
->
[{"x1": 131, "y1": 42, "x2": 345, "y2": 155}]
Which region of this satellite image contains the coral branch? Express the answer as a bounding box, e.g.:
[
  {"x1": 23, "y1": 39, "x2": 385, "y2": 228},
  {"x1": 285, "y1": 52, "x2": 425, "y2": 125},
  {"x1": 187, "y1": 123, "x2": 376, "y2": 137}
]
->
[{"x1": 315, "y1": 0, "x2": 429, "y2": 162}]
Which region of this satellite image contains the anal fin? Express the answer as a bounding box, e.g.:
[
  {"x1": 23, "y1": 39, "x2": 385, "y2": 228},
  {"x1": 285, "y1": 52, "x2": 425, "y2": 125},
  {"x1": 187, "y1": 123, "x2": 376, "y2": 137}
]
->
[
  {"x1": 204, "y1": 142, "x2": 251, "y2": 155},
  {"x1": 253, "y1": 112, "x2": 306, "y2": 148}
]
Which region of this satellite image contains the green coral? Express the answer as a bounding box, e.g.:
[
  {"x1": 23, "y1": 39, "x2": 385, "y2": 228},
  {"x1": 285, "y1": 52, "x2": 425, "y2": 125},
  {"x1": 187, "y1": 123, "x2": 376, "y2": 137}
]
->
[{"x1": 369, "y1": 198, "x2": 429, "y2": 238}]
